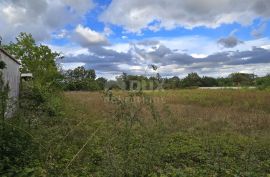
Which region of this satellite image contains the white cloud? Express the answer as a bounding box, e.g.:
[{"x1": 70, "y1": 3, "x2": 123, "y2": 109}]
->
[
  {"x1": 63, "y1": 0, "x2": 95, "y2": 15},
  {"x1": 105, "y1": 43, "x2": 130, "y2": 53},
  {"x1": 191, "y1": 54, "x2": 208, "y2": 58},
  {"x1": 61, "y1": 62, "x2": 86, "y2": 70},
  {"x1": 74, "y1": 25, "x2": 108, "y2": 47},
  {"x1": 0, "y1": 0, "x2": 95, "y2": 42},
  {"x1": 48, "y1": 44, "x2": 90, "y2": 56},
  {"x1": 100, "y1": 0, "x2": 270, "y2": 33},
  {"x1": 61, "y1": 36, "x2": 270, "y2": 78}
]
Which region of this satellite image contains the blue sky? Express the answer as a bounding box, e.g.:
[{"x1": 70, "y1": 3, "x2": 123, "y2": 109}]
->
[{"x1": 1, "y1": 0, "x2": 270, "y2": 79}]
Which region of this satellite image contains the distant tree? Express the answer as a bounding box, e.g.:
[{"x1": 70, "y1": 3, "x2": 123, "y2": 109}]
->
[
  {"x1": 119, "y1": 72, "x2": 129, "y2": 90},
  {"x1": 63, "y1": 66, "x2": 100, "y2": 91},
  {"x1": 201, "y1": 76, "x2": 218, "y2": 87},
  {"x1": 256, "y1": 74, "x2": 270, "y2": 88},
  {"x1": 229, "y1": 73, "x2": 256, "y2": 86},
  {"x1": 216, "y1": 77, "x2": 233, "y2": 87},
  {"x1": 164, "y1": 76, "x2": 180, "y2": 89},
  {"x1": 96, "y1": 77, "x2": 107, "y2": 90},
  {"x1": 182, "y1": 73, "x2": 202, "y2": 87},
  {"x1": 66, "y1": 66, "x2": 96, "y2": 80}
]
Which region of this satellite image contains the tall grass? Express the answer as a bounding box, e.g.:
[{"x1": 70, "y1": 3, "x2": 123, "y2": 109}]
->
[{"x1": 2, "y1": 90, "x2": 270, "y2": 176}]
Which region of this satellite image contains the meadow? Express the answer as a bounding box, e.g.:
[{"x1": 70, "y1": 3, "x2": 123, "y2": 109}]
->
[{"x1": 3, "y1": 89, "x2": 270, "y2": 176}]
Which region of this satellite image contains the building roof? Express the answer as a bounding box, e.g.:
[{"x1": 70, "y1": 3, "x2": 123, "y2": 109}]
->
[{"x1": 0, "y1": 48, "x2": 21, "y2": 65}]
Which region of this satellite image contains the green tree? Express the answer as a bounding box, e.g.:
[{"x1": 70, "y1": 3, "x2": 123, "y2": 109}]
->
[
  {"x1": 96, "y1": 77, "x2": 107, "y2": 90},
  {"x1": 201, "y1": 76, "x2": 218, "y2": 87},
  {"x1": 182, "y1": 72, "x2": 202, "y2": 87},
  {"x1": 229, "y1": 73, "x2": 256, "y2": 86},
  {"x1": 63, "y1": 66, "x2": 98, "y2": 91},
  {"x1": 66, "y1": 66, "x2": 96, "y2": 80},
  {"x1": 256, "y1": 74, "x2": 270, "y2": 88},
  {"x1": 216, "y1": 77, "x2": 233, "y2": 87},
  {"x1": 3, "y1": 33, "x2": 63, "y2": 86},
  {"x1": 164, "y1": 76, "x2": 180, "y2": 89}
]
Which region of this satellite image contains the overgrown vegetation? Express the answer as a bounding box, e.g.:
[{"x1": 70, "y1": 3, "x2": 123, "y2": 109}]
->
[
  {"x1": 1, "y1": 33, "x2": 64, "y2": 176},
  {"x1": 61, "y1": 66, "x2": 107, "y2": 91},
  {"x1": 2, "y1": 87, "x2": 270, "y2": 176}
]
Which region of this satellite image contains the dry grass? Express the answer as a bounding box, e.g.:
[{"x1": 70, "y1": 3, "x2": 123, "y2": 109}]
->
[{"x1": 63, "y1": 90, "x2": 270, "y2": 137}]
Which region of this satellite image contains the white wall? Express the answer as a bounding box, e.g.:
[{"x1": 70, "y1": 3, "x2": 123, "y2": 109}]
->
[{"x1": 0, "y1": 50, "x2": 20, "y2": 116}]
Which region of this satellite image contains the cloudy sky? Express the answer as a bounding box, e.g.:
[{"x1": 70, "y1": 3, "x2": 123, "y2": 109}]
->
[{"x1": 1, "y1": 0, "x2": 270, "y2": 79}]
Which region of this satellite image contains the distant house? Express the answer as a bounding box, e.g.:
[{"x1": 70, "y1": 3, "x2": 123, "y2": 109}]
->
[{"x1": 0, "y1": 48, "x2": 20, "y2": 117}]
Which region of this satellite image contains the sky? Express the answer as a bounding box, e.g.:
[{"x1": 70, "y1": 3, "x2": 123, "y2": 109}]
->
[{"x1": 1, "y1": 0, "x2": 270, "y2": 79}]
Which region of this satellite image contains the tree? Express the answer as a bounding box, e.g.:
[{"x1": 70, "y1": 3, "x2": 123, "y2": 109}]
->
[
  {"x1": 164, "y1": 76, "x2": 180, "y2": 89},
  {"x1": 3, "y1": 33, "x2": 63, "y2": 86},
  {"x1": 66, "y1": 66, "x2": 96, "y2": 80},
  {"x1": 63, "y1": 66, "x2": 98, "y2": 91},
  {"x1": 201, "y1": 76, "x2": 218, "y2": 87},
  {"x1": 182, "y1": 73, "x2": 202, "y2": 87},
  {"x1": 96, "y1": 77, "x2": 107, "y2": 90},
  {"x1": 256, "y1": 74, "x2": 270, "y2": 88},
  {"x1": 216, "y1": 77, "x2": 233, "y2": 87},
  {"x1": 229, "y1": 73, "x2": 256, "y2": 86},
  {"x1": 118, "y1": 72, "x2": 129, "y2": 90}
]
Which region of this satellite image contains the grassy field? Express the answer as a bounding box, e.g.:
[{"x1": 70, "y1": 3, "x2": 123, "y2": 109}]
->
[{"x1": 6, "y1": 89, "x2": 270, "y2": 176}]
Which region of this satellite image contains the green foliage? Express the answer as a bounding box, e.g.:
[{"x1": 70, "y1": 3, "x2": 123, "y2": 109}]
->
[
  {"x1": 0, "y1": 125, "x2": 44, "y2": 177},
  {"x1": 256, "y1": 74, "x2": 270, "y2": 89},
  {"x1": 164, "y1": 76, "x2": 181, "y2": 89},
  {"x1": 61, "y1": 67, "x2": 270, "y2": 91},
  {"x1": 62, "y1": 66, "x2": 106, "y2": 91},
  {"x1": 4, "y1": 33, "x2": 63, "y2": 116},
  {"x1": 229, "y1": 73, "x2": 256, "y2": 86},
  {"x1": 66, "y1": 66, "x2": 96, "y2": 80},
  {"x1": 181, "y1": 72, "x2": 202, "y2": 87},
  {"x1": 152, "y1": 133, "x2": 270, "y2": 177},
  {"x1": 96, "y1": 77, "x2": 107, "y2": 90},
  {"x1": 0, "y1": 61, "x2": 6, "y2": 69},
  {"x1": 201, "y1": 76, "x2": 218, "y2": 87},
  {"x1": 3, "y1": 33, "x2": 62, "y2": 85}
]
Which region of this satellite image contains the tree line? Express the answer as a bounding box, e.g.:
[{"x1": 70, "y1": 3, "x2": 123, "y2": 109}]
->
[{"x1": 61, "y1": 68, "x2": 270, "y2": 91}]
